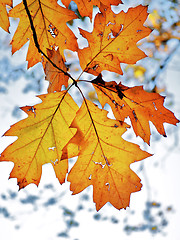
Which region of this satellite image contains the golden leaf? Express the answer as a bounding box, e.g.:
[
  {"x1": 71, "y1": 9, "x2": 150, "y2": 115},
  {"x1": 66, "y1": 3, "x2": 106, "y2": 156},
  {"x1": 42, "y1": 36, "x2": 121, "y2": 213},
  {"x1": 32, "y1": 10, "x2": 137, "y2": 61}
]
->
[
  {"x1": 78, "y1": 5, "x2": 152, "y2": 75},
  {"x1": 0, "y1": 0, "x2": 12, "y2": 32},
  {"x1": 67, "y1": 100, "x2": 151, "y2": 210},
  {"x1": 0, "y1": 91, "x2": 78, "y2": 188},
  {"x1": 93, "y1": 75, "x2": 179, "y2": 144},
  {"x1": 9, "y1": 0, "x2": 78, "y2": 67}
]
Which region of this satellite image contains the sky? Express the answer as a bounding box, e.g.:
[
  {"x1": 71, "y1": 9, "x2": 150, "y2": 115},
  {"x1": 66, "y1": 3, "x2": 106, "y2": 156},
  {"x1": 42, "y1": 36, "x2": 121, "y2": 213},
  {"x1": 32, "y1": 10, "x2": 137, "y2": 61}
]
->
[{"x1": 0, "y1": 1, "x2": 180, "y2": 240}]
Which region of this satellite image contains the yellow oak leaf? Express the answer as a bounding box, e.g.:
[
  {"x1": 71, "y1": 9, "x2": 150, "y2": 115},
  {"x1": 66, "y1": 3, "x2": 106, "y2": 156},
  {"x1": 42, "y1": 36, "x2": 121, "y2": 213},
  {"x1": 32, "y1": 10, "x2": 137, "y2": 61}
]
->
[
  {"x1": 92, "y1": 75, "x2": 179, "y2": 144},
  {"x1": 78, "y1": 5, "x2": 152, "y2": 76},
  {"x1": 0, "y1": 91, "x2": 78, "y2": 189},
  {"x1": 67, "y1": 100, "x2": 151, "y2": 210},
  {"x1": 45, "y1": 48, "x2": 69, "y2": 93},
  {"x1": 9, "y1": 0, "x2": 78, "y2": 67},
  {"x1": 0, "y1": 0, "x2": 12, "y2": 32}
]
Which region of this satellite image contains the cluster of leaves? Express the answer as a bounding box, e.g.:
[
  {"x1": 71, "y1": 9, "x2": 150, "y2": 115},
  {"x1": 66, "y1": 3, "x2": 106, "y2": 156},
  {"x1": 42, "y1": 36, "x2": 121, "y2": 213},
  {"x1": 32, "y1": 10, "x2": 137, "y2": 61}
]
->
[{"x1": 0, "y1": 0, "x2": 179, "y2": 211}]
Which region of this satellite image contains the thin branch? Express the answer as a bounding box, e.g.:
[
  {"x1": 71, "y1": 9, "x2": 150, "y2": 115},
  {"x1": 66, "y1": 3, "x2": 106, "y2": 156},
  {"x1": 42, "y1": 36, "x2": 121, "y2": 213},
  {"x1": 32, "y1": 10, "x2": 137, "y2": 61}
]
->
[
  {"x1": 22, "y1": 0, "x2": 77, "y2": 85},
  {"x1": 152, "y1": 40, "x2": 180, "y2": 83},
  {"x1": 23, "y1": 0, "x2": 125, "y2": 168}
]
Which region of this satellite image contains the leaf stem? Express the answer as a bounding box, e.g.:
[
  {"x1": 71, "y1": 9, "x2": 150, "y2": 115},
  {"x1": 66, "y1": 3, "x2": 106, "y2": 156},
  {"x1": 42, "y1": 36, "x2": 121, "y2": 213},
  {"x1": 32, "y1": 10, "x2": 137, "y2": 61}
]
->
[{"x1": 76, "y1": 84, "x2": 110, "y2": 165}]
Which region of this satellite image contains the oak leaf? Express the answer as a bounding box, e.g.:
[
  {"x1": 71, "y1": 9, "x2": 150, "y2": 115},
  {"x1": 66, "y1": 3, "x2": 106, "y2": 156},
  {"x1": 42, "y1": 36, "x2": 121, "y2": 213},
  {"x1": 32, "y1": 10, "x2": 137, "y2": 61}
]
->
[
  {"x1": 67, "y1": 100, "x2": 151, "y2": 210},
  {"x1": 45, "y1": 48, "x2": 69, "y2": 93},
  {"x1": 0, "y1": 0, "x2": 179, "y2": 211},
  {"x1": 0, "y1": 91, "x2": 78, "y2": 188},
  {"x1": 78, "y1": 5, "x2": 152, "y2": 76},
  {"x1": 92, "y1": 75, "x2": 179, "y2": 144},
  {"x1": 9, "y1": 0, "x2": 78, "y2": 67},
  {"x1": 62, "y1": 0, "x2": 122, "y2": 19},
  {"x1": 0, "y1": 0, "x2": 12, "y2": 32}
]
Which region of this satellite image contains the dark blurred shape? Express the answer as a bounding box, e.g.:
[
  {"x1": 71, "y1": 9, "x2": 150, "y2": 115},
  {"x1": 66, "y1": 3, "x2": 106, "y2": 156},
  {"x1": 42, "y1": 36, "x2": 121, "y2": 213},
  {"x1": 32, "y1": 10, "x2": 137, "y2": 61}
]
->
[
  {"x1": 93, "y1": 213, "x2": 101, "y2": 221},
  {"x1": 0, "y1": 87, "x2": 7, "y2": 93},
  {"x1": 43, "y1": 197, "x2": 57, "y2": 207},
  {"x1": 57, "y1": 232, "x2": 69, "y2": 238},
  {"x1": 8, "y1": 190, "x2": 17, "y2": 199},
  {"x1": 0, "y1": 207, "x2": 10, "y2": 218},
  {"x1": 124, "y1": 200, "x2": 172, "y2": 235},
  {"x1": 12, "y1": 106, "x2": 22, "y2": 119},
  {"x1": 44, "y1": 184, "x2": 54, "y2": 190},
  {"x1": 1, "y1": 194, "x2": 7, "y2": 200},
  {"x1": 66, "y1": 219, "x2": 79, "y2": 227},
  {"x1": 62, "y1": 207, "x2": 75, "y2": 217},
  {"x1": 20, "y1": 195, "x2": 39, "y2": 205},
  {"x1": 111, "y1": 216, "x2": 119, "y2": 224},
  {"x1": 80, "y1": 194, "x2": 89, "y2": 201},
  {"x1": 77, "y1": 204, "x2": 83, "y2": 211}
]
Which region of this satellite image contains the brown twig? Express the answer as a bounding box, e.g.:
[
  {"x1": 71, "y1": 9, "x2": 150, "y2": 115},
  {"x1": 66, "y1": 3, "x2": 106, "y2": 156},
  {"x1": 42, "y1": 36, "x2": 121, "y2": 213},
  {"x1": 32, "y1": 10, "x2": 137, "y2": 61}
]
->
[{"x1": 22, "y1": 0, "x2": 77, "y2": 86}]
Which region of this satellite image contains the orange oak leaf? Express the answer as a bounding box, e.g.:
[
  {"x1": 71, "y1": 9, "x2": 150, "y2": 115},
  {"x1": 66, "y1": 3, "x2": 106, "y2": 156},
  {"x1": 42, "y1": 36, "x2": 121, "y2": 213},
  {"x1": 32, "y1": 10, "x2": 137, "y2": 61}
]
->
[
  {"x1": 78, "y1": 5, "x2": 152, "y2": 76},
  {"x1": 67, "y1": 100, "x2": 151, "y2": 210},
  {"x1": 0, "y1": 0, "x2": 12, "y2": 32},
  {"x1": 9, "y1": 0, "x2": 78, "y2": 68},
  {"x1": 0, "y1": 91, "x2": 78, "y2": 189},
  {"x1": 62, "y1": 0, "x2": 122, "y2": 19},
  {"x1": 92, "y1": 75, "x2": 179, "y2": 144},
  {"x1": 45, "y1": 48, "x2": 69, "y2": 93}
]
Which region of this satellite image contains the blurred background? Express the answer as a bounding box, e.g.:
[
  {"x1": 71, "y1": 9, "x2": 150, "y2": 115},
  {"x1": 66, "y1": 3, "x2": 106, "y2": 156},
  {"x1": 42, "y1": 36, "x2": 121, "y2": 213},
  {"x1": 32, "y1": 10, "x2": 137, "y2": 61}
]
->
[{"x1": 0, "y1": 0, "x2": 180, "y2": 239}]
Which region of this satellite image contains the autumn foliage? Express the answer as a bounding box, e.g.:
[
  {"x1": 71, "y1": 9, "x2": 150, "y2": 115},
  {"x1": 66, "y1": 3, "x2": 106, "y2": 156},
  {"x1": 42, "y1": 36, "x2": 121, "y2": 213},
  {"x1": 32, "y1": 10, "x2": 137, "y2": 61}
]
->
[{"x1": 0, "y1": 0, "x2": 179, "y2": 211}]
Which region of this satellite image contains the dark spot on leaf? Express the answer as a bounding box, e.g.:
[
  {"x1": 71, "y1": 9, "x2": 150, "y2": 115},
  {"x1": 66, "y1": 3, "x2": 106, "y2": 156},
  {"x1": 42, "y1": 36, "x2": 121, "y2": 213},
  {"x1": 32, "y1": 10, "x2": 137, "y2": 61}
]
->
[
  {"x1": 91, "y1": 74, "x2": 105, "y2": 85},
  {"x1": 132, "y1": 110, "x2": 138, "y2": 122},
  {"x1": 115, "y1": 85, "x2": 125, "y2": 99}
]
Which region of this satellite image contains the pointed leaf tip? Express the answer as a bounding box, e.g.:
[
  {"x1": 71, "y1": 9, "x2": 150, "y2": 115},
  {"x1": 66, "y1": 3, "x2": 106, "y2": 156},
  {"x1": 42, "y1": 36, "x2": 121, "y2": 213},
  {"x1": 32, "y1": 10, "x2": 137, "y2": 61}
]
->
[{"x1": 93, "y1": 79, "x2": 180, "y2": 145}]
